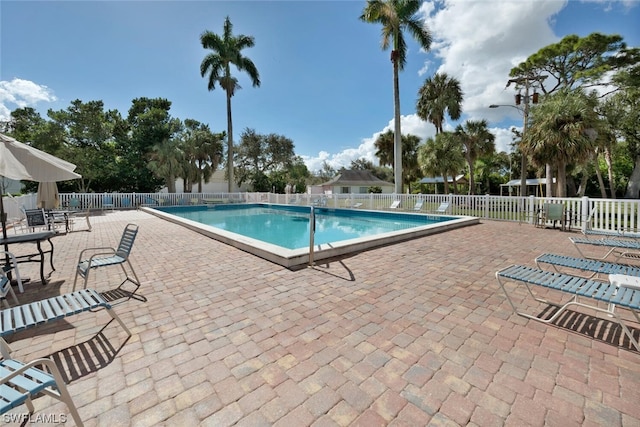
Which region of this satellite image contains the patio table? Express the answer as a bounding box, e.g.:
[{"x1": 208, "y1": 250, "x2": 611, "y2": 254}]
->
[{"x1": 0, "y1": 230, "x2": 56, "y2": 288}]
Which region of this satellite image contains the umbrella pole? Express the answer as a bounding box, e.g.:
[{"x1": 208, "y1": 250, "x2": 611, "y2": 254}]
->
[{"x1": 1, "y1": 193, "x2": 11, "y2": 272}]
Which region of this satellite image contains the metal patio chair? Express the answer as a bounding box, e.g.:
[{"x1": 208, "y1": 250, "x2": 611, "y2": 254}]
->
[{"x1": 73, "y1": 224, "x2": 142, "y2": 300}]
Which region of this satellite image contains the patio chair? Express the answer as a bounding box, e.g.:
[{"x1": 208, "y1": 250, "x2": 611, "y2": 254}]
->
[
  {"x1": 22, "y1": 208, "x2": 49, "y2": 233},
  {"x1": 0, "y1": 251, "x2": 21, "y2": 307},
  {"x1": 68, "y1": 206, "x2": 92, "y2": 232},
  {"x1": 73, "y1": 224, "x2": 142, "y2": 300},
  {"x1": 536, "y1": 203, "x2": 566, "y2": 230},
  {"x1": 414, "y1": 200, "x2": 424, "y2": 211},
  {"x1": 0, "y1": 357, "x2": 84, "y2": 426},
  {"x1": 69, "y1": 197, "x2": 80, "y2": 209},
  {"x1": 389, "y1": 200, "x2": 400, "y2": 209},
  {"x1": 431, "y1": 202, "x2": 450, "y2": 214},
  {"x1": 102, "y1": 195, "x2": 115, "y2": 211}
]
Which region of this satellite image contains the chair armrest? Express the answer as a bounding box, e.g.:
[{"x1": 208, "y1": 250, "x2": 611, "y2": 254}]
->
[
  {"x1": 0, "y1": 358, "x2": 59, "y2": 383},
  {"x1": 76, "y1": 247, "x2": 116, "y2": 263}
]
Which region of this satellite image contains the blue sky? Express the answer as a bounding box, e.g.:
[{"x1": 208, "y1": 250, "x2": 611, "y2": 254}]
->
[{"x1": 1, "y1": 0, "x2": 638, "y2": 174}]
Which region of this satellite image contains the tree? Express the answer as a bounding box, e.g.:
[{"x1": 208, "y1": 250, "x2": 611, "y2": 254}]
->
[
  {"x1": 416, "y1": 72, "x2": 463, "y2": 134},
  {"x1": 235, "y1": 129, "x2": 296, "y2": 191},
  {"x1": 455, "y1": 120, "x2": 496, "y2": 195},
  {"x1": 125, "y1": 97, "x2": 180, "y2": 192},
  {"x1": 200, "y1": 16, "x2": 260, "y2": 193},
  {"x1": 350, "y1": 158, "x2": 376, "y2": 171},
  {"x1": 374, "y1": 130, "x2": 394, "y2": 168},
  {"x1": 509, "y1": 33, "x2": 638, "y2": 197},
  {"x1": 524, "y1": 89, "x2": 602, "y2": 197},
  {"x1": 418, "y1": 132, "x2": 464, "y2": 194},
  {"x1": 361, "y1": 0, "x2": 431, "y2": 194},
  {"x1": 148, "y1": 138, "x2": 183, "y2": 193},
  {"x1": 374, "y1": 130, "x2": 421, "y2": 190},
  {"x1": 510, "y1": 33, "x2": 633, "y2": 95},
  {"x1": 47, "y1": 100, "x2": 124, "y2": 192},
  {"x1": 178, "y1": 120, "x2": 224, "y2": 193}
]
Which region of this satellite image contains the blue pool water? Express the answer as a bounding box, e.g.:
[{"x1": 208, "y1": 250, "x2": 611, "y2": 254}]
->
[{"x1": 155, "y1": 204, "x2": 451, "y2": 250}]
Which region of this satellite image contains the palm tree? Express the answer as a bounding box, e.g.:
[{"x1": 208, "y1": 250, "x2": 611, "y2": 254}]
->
[
  {"x1": 524, "y1": 89, "x2": 601, "y2": 197},
  {"x1": 416, "y1": 72, "x2": 463, "y2": 134},
  {"x1": 361, "y1": 0, "x2": 431, "y2": 194},
  {"x1": 455, "y1": 120, "x2": 496, "y2": 195},
  {"x1": 148, "y1": 139, "x2": 183, "y2": 193},
  {"x1": 200, "y1": 16, "x2": 260, "y2": 193},
  {"x1": 418, "y1": 132, "x2": 465, "y2": 194},
  {"x1": 374, "y1": 130, "x2": 394, "y2": 168}
]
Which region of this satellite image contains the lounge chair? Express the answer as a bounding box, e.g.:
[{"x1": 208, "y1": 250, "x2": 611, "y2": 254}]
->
[
  {"x1": 351, "y1": 202, "x2": 363, "y2": 209},
  {"x1": 0, "y1": 357, "x2": 84, "y2": 426},
  {"x1": 496, "y1": 264, "x2": 640, "y2": 351},
  {"x1": 73, "y1": 224, "x2": 142, "y2": 300},
  {"x1": 535, "y1": 253, "x2": 640, "y2": 279},
  {"x1": 413, "y1": 200, "x2": 424, "y2": 211},
  {"x1": 0, "y1": 288, "x2": 131, "y2": 359},
  {"x1": 431, "y1": 202, "x2": 450, "y2": 214},
  {"x1": 389, "y1": 200, "x2": 400, "y2": 209},
  {"x1": 570, "y1": 236, "x2": 640, "y2": 262}
]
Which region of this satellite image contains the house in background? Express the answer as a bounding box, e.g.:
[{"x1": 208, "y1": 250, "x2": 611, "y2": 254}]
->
[
  {"x1": 419, "y1": 175, "x2": 468, "y2": 194},
  {"x1": 311, "y1": 170, "x2": 395, "y2": 194}
]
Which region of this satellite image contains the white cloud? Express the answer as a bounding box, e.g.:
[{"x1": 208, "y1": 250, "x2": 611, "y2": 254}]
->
[
  {"x1": 0, "y1": 78, "x2": 57, "y2": 121},
  {"x1": 303, "y1": 0, "x2": 568, "y2": 174},
  {"x1": 302, "y1": 114, "x2": 437, "y2": 173}
]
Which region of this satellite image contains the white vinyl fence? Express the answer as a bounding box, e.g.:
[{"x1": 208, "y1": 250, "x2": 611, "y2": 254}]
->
[{"x1": 3, "y1": 192, "x2": 640, "y2": 234}]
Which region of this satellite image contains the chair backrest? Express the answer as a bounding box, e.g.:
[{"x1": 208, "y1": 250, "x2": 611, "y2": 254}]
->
[
  {"x1": 69, "y1": 198, "x2": 80, "y2": 209},
  {"x1": 390, "y1": 200, "x2": 400, "y2": 208},
  {"x1": 24, "y1": 209, "x2": 47, "y2": 228},
  {"x1": 436, "y1": 202, "x2": 450, "y2": 213},
  {"x1": 115, "y1": 224, "x2": 139, "y2": 259},
  {"x1": 414, "y1": 200, "x2": 424, "y2": 210},
  {"x1": 544, "y1": 203, "x2": 564, "y2": 221}
]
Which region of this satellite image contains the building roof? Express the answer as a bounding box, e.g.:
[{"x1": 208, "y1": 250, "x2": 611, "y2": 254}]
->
[
  {"x1": 320, "y1": 170, "x2": 393, "y2": 187},
  {"x1": 500, "y1": 178, "x2": 555, "y2": 187},
  {"x1": 419, "y1": 175, "x2": 466, "y2": 184}
]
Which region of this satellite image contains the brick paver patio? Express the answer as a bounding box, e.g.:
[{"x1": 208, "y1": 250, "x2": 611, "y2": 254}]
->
[{"x1": 3, "y1": 209, "x2": 640, "y2": 426}]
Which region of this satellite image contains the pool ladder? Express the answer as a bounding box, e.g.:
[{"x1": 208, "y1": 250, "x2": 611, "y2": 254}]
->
[{"x1": 309, "y1": 206, "x2": 315, "y2": 266}]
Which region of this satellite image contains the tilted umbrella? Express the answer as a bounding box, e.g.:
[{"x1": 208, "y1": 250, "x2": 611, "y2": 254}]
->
[{"x1": 0, "y1": 133, "x2": 81, "y2": 245}]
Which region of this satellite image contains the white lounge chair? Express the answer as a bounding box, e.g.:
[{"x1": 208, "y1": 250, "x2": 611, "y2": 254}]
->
[
  {"x1": 389, "y1": 200, "x2": 400, "y2": 209},
  {"x1": 414, "y1": 200, "x2": 424, "y2": 211},
  {"x1": 431, "y1": 202, "x2": 450, "y2": 214}
]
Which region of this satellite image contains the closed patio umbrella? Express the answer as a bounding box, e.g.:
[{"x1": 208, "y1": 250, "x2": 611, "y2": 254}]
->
[
  {"x1": 0, "y1": 133, "x2": 81, "y2": 245},
  {"x1": 37, "y1": 181, "x2": 60, "y2": 210}
]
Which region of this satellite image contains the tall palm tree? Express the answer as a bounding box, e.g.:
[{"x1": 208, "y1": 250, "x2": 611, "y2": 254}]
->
[
  {"x1": 455, "y1": 120, "x2": 496, "y2": 195},
  {"x1": 148, "y1": 139, "x2": 184, "y2": 193},
  {"x1": 361, "y1": 0, "x2": 431, "y2": 194},
  {"x1": 416, "y1": 72, "x2": 463, "y2": 134},
  {"x1": 200, "y1": 16, "x2": 260, "y2": 193},
  {"x1": 418, "y1": 132, "x2": 465, "y2": 194},
  {"x1": 524, "y1": 89, "x2": 601, "y2": 197}
]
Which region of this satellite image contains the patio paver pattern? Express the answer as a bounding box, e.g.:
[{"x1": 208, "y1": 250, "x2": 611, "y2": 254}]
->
[{"x1": 3, "y1": 210, "x2": 640, "y2": 426}]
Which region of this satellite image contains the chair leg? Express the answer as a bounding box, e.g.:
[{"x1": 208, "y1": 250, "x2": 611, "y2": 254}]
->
[{"x1": 39, "y1": 359, "x2": 84, "y2": 427}]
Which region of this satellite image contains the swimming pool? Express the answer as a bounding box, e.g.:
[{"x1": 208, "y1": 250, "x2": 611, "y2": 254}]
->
[{"x1": 144, "y1": 203, "x2": 479, "y2": 267}]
